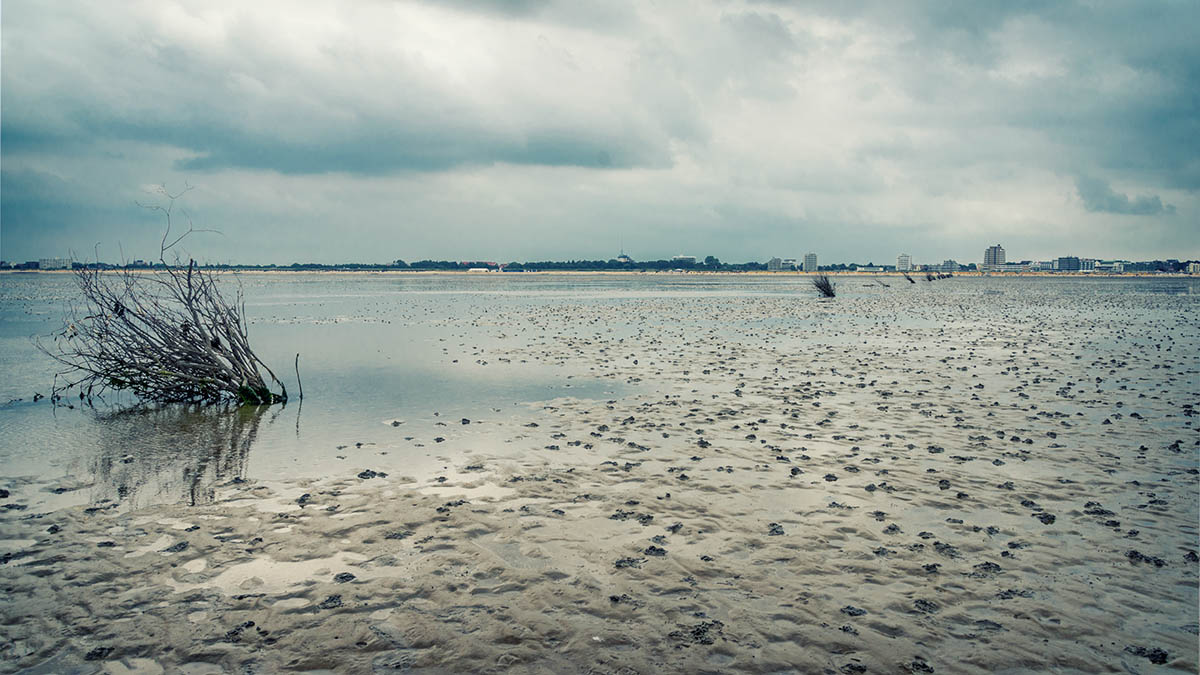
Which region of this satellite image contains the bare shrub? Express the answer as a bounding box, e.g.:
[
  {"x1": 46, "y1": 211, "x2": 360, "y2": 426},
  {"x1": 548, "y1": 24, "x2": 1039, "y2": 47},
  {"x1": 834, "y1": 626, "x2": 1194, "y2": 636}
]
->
[
  {"x1": 39, "y1": 186, "x2": 286, "y2": 405},
  {"x1": 813, "y1": 274, "x2": 836, "y2": 298}
]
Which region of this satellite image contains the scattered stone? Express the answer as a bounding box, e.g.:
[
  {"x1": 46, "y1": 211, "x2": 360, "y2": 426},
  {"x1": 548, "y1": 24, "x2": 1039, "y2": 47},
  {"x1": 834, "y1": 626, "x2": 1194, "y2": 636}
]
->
[
  {"x1": 913, "y1": 599, "x2": 939, "y2": 613},
  {"x1": 84, "y1": 646, "x2": 113, "y2": 661},
  {"x1": 1124, "y1": 646, "x2": 1168, "y2": 665},
  {"x1": 669, "y1": 620, "x2": 724, "y2": 646},
  {"x1": 1126, "y1": 550, "x2": 1167, "y2": 567},
  {"x1": 223, "y1": 620, "x2": 256, "y2": 643}
]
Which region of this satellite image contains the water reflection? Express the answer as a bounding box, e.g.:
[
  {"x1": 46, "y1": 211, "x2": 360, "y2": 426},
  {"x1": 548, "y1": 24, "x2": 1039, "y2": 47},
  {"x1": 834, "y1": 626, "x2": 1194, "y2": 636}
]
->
[{"x1": 90, "y1": 404, "x2": 274, "y2": 506}]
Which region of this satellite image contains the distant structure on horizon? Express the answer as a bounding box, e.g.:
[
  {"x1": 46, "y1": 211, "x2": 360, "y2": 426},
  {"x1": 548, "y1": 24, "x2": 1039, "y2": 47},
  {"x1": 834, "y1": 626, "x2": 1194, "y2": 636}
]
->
[
  {"x1": 671, "y1": 255, "x2": 697, "y2": 265},
  {"x1": 1057, "y1": 256, "x2": 1082, "y2": 272},
  {"x1": 38, "y1": 257, "x2": 72, "y2": 270},
  {"x1": 984, "y1": 244, "x2": 1005, "y2": 270},
  {"x1": 897, "y1": 253, "x2": 912, "y2": 272},
  {"x1": 803, "y1": 253, "x2": 818, "y2": 272}
]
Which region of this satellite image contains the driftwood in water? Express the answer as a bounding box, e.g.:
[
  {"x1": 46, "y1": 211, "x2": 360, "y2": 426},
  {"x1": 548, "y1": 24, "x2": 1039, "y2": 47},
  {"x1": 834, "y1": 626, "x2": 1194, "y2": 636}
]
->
[
  {"x1": 813, "y1": 274, "x2": 836, "y2": 298},
  {"x1": 39, "y1": 186, "x2": 286, "y2": 405}
]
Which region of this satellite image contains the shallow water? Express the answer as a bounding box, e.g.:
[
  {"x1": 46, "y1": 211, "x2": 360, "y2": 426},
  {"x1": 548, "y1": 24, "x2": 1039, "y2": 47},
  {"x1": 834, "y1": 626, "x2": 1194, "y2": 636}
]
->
[{"x1": 2, "y1": 272, "x2": 1196, "y2": 513}]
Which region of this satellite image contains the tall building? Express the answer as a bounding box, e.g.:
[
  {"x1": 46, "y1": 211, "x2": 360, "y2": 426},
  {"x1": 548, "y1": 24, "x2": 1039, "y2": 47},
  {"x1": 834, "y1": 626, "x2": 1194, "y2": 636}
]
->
[
  {"x1": 767, "y1": 257, "x2": 783, "y2": 271},
  {"x1": 984, "y1": 245, "x2": 1005, "y2": 269},
  {"x1": 803, "y1": 253, "x2": 818, "y2": 272},
  {"x1": 897, "y1": 253, "x2": 912, "y2": 272}
]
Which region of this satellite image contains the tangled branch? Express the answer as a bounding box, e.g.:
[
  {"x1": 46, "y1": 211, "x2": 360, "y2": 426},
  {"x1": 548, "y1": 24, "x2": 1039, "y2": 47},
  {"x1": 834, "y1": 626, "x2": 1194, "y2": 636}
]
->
[
  {"x1": 813, "y1": 274, "x2": 836, "y2": 298},
  {"x1": 38, "y1": 186, "x2": 286, "y2": 405}
]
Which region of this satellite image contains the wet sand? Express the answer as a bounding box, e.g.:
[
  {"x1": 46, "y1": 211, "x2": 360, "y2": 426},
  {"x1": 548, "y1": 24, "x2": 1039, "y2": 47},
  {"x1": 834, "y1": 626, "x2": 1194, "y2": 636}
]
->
[{"x1": 2, "y1": 280, "x2": 1197, "y2": 673}]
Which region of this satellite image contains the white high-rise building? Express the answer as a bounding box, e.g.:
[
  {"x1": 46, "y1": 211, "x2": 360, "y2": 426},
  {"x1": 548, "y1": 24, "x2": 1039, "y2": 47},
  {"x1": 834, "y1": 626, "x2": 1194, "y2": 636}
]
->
[
  {"x1": 803, "y1": 253, "x2": 818, "y2": 272},
  {"x1": 897, "y1": 253, "x2": 912, "y2": 272},
  {"x1": 984, "y1": 245, "x2": 1005, "y2": 270}
]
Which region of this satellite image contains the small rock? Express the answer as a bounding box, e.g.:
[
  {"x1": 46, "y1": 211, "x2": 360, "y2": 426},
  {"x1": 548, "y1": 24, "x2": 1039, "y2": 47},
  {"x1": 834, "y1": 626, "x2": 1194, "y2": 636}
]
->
[
  {"x1": 913, "y1": 599, "x2": 939, "y2": 613},
  {"x1": 84, "y1": 646, "x2": 113, "y2": 661},
  {"x1": 1124, "y1": 646, "x2": 1168, "y2": 665}
]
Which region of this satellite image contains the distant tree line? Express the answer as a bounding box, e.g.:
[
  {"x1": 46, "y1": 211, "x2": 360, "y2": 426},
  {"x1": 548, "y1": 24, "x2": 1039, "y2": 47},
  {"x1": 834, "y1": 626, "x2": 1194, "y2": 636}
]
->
[{"x1": 3, "y1": 258, "x2": 1196, "y2": 273}]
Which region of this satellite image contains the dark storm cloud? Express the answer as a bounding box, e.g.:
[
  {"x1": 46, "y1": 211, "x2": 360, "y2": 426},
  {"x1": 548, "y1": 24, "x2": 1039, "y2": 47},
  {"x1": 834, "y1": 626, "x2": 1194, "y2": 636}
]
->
[{"x1": 1075, "y1": 176, "x2": 1174, "y2": 216}]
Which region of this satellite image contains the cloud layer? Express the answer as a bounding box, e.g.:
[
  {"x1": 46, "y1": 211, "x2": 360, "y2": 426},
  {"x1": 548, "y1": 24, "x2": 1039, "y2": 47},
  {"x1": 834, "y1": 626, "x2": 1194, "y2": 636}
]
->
[{"x1": 3, "y1": 0, "x2": 1197, "y2": 264}]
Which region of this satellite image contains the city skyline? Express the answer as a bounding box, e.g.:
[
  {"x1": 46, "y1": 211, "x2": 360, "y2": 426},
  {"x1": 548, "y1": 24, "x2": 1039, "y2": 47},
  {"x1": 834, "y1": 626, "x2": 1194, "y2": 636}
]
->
[
  {"x1": 3, "y1": 2, "x2": 1198, "y2": 265},
  {"x1": 6, "y1": 244, "x2": 1193, "y2": 272}
]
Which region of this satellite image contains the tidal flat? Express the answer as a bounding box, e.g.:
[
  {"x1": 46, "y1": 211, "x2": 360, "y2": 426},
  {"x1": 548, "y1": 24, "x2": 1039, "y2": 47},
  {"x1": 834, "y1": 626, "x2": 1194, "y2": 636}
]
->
[{"x1": 1, "y1": 274, "x2": 1197, "y2": 673}]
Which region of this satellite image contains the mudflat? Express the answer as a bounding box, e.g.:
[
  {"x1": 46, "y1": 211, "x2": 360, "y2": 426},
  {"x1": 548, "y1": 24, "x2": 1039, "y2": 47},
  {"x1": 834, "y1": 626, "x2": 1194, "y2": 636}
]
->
[{"x1": 2, "y1": 279, "x2": 1197, "y2": 673}]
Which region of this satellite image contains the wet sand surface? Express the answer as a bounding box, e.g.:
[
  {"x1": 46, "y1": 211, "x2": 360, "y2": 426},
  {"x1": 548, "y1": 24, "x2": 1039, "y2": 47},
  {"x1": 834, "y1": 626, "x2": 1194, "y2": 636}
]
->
[{"x1": 2, "y1": 279, "x2": 1198, "y2": 673}]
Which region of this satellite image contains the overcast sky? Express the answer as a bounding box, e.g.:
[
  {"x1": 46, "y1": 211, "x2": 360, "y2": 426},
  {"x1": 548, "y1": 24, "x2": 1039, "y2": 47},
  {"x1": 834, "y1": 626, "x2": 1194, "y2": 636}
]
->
[{"x1": 2, "y1": 1, "x2": 1197, "y2": 265}]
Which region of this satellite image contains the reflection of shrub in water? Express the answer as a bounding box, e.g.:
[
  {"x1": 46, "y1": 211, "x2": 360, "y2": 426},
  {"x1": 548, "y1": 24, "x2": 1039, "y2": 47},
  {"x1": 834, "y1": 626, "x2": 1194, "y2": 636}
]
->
[{"x1": 91, "y1": 404, "x2": 270, "y2": 506}]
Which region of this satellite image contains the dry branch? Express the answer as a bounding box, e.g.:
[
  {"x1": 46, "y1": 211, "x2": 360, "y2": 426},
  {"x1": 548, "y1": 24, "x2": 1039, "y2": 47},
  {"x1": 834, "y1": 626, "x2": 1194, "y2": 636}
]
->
[
  {"x1": 813, "y1": 274, "x2": 836, "y2": 298},
  {"x1": 39, "y1": 186, "x2": 286, "y2": 406}
]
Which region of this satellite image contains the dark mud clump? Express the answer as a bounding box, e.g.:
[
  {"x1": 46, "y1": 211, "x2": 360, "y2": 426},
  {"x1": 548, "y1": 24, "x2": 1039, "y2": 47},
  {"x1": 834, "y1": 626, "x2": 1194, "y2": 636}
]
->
[
  {"x1": 1124, "y1": 646, "x2": 1169, "y2": 665},
  {"x1": 669, "y1": 620, "x2": 724, "y2": 646},
  {"x1": 1126, "y1": 550, "x2": 1167, "y2": 567}
]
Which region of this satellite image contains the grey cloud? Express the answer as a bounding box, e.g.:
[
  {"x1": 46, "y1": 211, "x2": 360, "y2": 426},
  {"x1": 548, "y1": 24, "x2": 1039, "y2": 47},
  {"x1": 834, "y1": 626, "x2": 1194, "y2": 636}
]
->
[
  {"x1": 1075, "y1": 176, "x2": 1174, "y2": 216},
  {"x1": 0, "y1": 2, "x2": 679, "y2": 177},
  {"x1": 2, "y1": 0, "x2": 1197, "y2": 265}
]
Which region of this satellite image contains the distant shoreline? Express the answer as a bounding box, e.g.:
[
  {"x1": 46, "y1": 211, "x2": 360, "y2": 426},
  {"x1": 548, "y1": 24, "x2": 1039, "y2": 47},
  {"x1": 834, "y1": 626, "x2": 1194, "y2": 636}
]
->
[{"x1": 3, "y1": 269, "x2": 1194, "y2": 278}]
